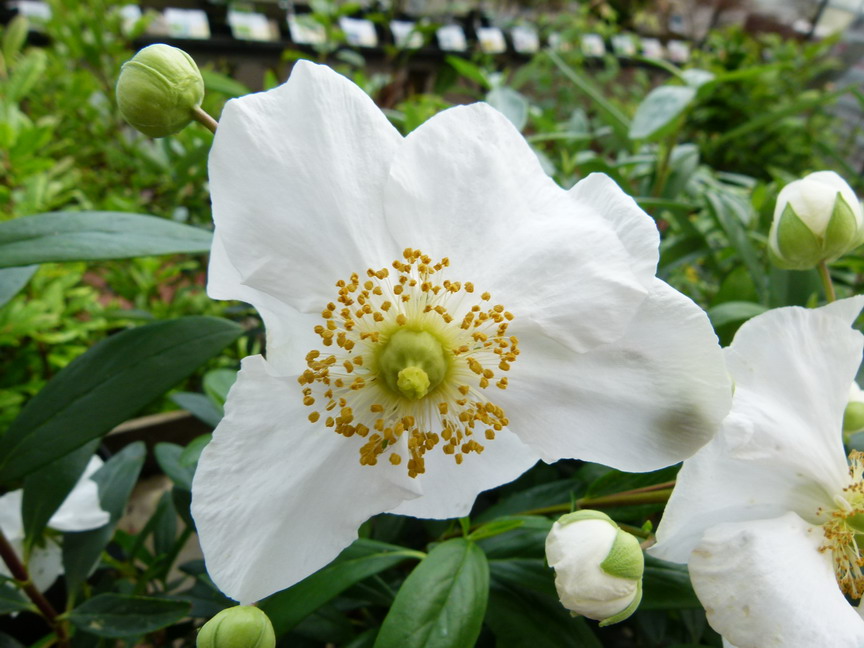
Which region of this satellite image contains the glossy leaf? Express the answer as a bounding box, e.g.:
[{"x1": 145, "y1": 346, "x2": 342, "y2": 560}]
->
[
  {"x1": 262, "y1": 539, "x2": 423, "y2": 636},
  {"x1": 68, "y1": 593, "x2": 190, "y2": 638},
  {"x1": 62, "y1": 443, "x2": 146, "y2": 593},
  {"x1": 0, "y1": 317, "x2": 242, "y2": 484},
  {"x1": 0, "y1": 211, "x2": 213, "y2": 268},
  {"x1": 374, "y1": 538, "x2": 488, "y2": 648},
  {"x1": 0, "y1": 265, "x2": 37, "y2": 308}
]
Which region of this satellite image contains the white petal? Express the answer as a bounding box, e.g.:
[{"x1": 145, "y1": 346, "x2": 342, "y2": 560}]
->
[
  {"x1": 209, "y1": 61, "x2": 403, "y2": 314},
  {"x1": 689, "y1": 513, "x2": 864, "y2": 648},
  {"x1": 653, "y1": 300, "x2": 864, "y2": 562},
  {"x1": 382, "y1": 102, "x2": 647, "y2": 353},
  {"x1": 48, "y1": 456, "x2": 109, "y2": 532},
  {"x1": 191, "y1": 355, "x2": 422, "y2": 603},
  {"x1": 567, "y1": 173, "x2": 659, "y2": 285},
  {"x1": 387, "y1": 426, "x2": 539, "y2": 519},
  {"x1": 817, "y1": 294, "x2": 864, "y2": 324},
  {"x1": 28, "y1": 539, "x2": 63, "y2": 592},
  {"x1": 0, "y1": 490, "x2": 23, "y2": 539},
  {"x1": 502, "y1": 279, "x2": 730, "y2": 471},
  {"x1": 723, "y1": 303, "x2": 863, "y2": 494}
]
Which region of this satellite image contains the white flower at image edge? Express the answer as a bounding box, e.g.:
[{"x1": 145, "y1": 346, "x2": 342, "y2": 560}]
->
[
  {"x1": 0, "y1": 456, "x2": 108, "y2": 591},
  {"x1": 650, "y1": 297, "x2": 864, "y2": 648},
  {"x1": 190, "y1": 61, "x2": 732, "y2": 604}
]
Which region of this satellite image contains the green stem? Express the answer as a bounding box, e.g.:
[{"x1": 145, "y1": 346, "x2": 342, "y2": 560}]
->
[
  {"x1": 818, "y1": 260, "x2": 836, "y2": 303},
  {"x1": 0, "y1": 529, "x2": 69, "y2": 647},
  {"x1": 192, "y1": 106, "x2": 218, "y2": 134}
]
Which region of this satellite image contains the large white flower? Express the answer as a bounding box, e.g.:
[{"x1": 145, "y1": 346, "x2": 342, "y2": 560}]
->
[
  {"x1": 0, "y1": 456, "x2": 108, "y2": 591},
  {"x1": 190, "y1": 61, "x2": 731, "y2": 604},
  {"x1": 651, "y1": 297, "x2": 864, "y2": 648}
]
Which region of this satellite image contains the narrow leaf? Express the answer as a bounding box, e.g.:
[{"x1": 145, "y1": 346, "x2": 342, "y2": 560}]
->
[
  {"x1": 0, "y1": 211, "x2": 213, "y2": 268},
  {"x1": 629, "y1": 85, "x2": 696, "y2": 141},
  {"x1": 0, "y1": 265, "x2": 37, "y2": 308},
  {"x1": 0, "y1": 317, "x2": 242, "y2": 483}
]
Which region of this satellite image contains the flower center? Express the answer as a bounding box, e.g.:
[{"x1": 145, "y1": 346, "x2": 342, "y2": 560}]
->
[
  {"x1": 818, "y1": 450, "x2": 864, "y2": 598},
  {"x1": 297, "y1": 248, "x2": 519, "y2": 478}
]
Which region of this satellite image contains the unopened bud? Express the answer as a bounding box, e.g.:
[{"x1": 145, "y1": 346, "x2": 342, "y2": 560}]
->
[
  {"x1": 116, "y1": 44, "x2": 204, "y2": 138},
  {"x1": 768, "y1": 171, "x2": 863, "y2": 270},
  {"x1": 844, "y1": 382, "x2": 864, "y2": 436},
  {"x1": 545, "y1": 510, "x2": 643, "y2": 626},
  {"x1": 197, "y1": 606, "x2": 275, "y2": 648}
]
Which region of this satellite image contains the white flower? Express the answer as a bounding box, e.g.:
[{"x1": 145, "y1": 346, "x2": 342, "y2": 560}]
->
[
  {"x1": 190, "y1": 61, "x2": 731, "y2": 604},
  {"x1": 768, "y1": 171, "x2": 863, "y2": 270},
  {"x1": 545, "y1": 510, "x2": 643, "y2": 624},
  {"x1": 0, "y1": 456, "x2": 108, "y2": 591},
  {"x1": 650, "y1": 297, "x2": 864, "y2": 648}
]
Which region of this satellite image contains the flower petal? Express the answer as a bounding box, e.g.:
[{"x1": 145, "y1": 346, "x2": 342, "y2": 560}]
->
[
  {"x1": 689, "y1": 513, "x2": 864, "y2": 648},
  {"x1": 653, "y1": 299, "x2": 864, "y2": 562},
  {"x1": 567, "y1": 173, "x2": 659, "y2": 285},
  {"x1": 502, "y1": 278, "x2": 730, "y2": 471},
  {"x1": 28, "y1": 539, "x2": 63, "y2": 592},
  {"x1": 191, "y1": 355, "x2": 422, "y2": 603},
  {"x1": 209, "y1": 61, "x2": 403, "y2": 314},
  {"x1": 387, "y1": 426, "x2": 540, "y2": 519},
  {"x1": 0, "y1": 490, "x2": 23, "y2": 539},
  {"x1": 382, "y1": 103, "x2": 647, "y2": 353},
  {"x1": 48, "y1": 456, "x2": 109, "y2": 532}
]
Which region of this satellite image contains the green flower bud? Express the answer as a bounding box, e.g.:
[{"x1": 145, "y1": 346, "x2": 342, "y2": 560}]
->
[
  {"x1": 116, "y1": 44, "x2": 204, "y2": 138},
  {"x1": 197, "y1": 606, "x2": 276, "y2": 648},
  {"x1": 768, "y1": 171, "x2": 863, "y2": 270},
  {"x1": 844, "y1": 383, "x2": 864, "y2": 435},
  {"x1": 545, "y1": 510, "x2": 644, "y2": 626}
]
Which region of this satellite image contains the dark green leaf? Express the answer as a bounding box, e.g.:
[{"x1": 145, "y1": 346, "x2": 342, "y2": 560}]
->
[
  {"x1": 22, "y1": 440, "x2": 100, "y2": 545},
  {"x1": 202, "y1": 368, "x2": 237, "y2": 409},
  {"x1": 0, "y1": 211, "x2": 213, "y2": 268},
  {"x1": 0, "y1": 581, "x2": 30, "y2": 614},
  {"x1": 706, "y1": 301, "x2": 767, "y2": 329},
  {"x1": 0, "y1": 265, "x2": 37, "y2": 308},
  {"x1": 467, "y1": 518, "x2": 524, "y2": 541},
  {"x1": 152, "y1": 491, "x2": 178, "y2": 557},
  {"x1": 262, "y1": 539, "x2": 423, "y2": 636},
  {"x1": 201, "y1": 69, "x2": 251, "y2": 98},
  {"x1": 154, "y1": 443, "x2": 195, "y2": 491},
  {"x1": 0, "y1": 632, "x2": 25, "y2": 648},
  {"x1": 640, "y1": 556, "x2": 702, "y2": 610},
  {"x1": 62, "y1": 443, "x2": 146, "y2": 593},
  {"x1": 629, "y1": 85, "x2": 696, "y2": 141},
  {"x1": 171, "y1": 392, "x2": 223, "y2": 428},
  {"x1": 374, "y1": 538, "x2": 489, "y2": 648},
  {"x1": 68, "y1": 594, "x2": 190, "y2": 638},
  {"x1": 0, "y1": 317, "x2": 242, "y2": 483}
]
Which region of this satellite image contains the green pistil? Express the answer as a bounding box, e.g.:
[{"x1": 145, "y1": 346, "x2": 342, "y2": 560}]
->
[{"x1": 377, "y1": 328, "x2": 448, "y2": 400}]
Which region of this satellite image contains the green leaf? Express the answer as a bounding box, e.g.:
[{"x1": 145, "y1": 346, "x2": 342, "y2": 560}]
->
[
  {"x1": 261, "y1": 539, "x2": 423, "y2": 636},
  {"x1": 154, "y1": 443, "x2": 195, "y2": 491},
  {"x1": 706, "y1": 301, "x2": 767, "y2": 329},
  {"x1": 62, "y1": 443, "x2": 146, "y2": 593},
  {"x1": 203, "y1": 368, "x2": 237, "y2": 409},
  {"x1": 2, "y1": 15, "x2": 28, "y2": 63},
  {"x1": 201, "y1": 69, "x2": 251, "y2": 98},
  {"x1": 179, "y1": 434, "x2": 212, "y2": 466},
  {"x1": 171, "y1": 392, "x2": 223, "y2": 427},
  {"x1": 0, "y1": 265, "x2": 37, "y2": 308},
  {"x1": 445, "y1": 56, "x2": 490, "y2": 89},
  {"x1": 0, "y1": 317, "x2": 242, "y2": 483},
  {"x1": 7, "y1": 49, "x2": 46, "y2": 102},
  {"x1": 640, "y1": 556, "x2": 702, "y2": 610},
  {"x1": 21, "y1": 440, "x2": 100, "y2": 546},
  {"x1": 0, "y1": 211, "x2": 213, "y2": 268},
  {"x1": 374, "y1": 538, "x2": 489, "y2": 648},
  {"x1": 629, "y1": 85, "x2": 696, "y2": 141},
  {"x1": 485, "y1": 87, "x2": 529, "y2": 131},
  {"x1": 0, "y1": 580, "x2": 31, "y2": 614},
  {"x1": 68, "y1": 594, "x2": 190, "y2": 638},
  {"x1": 547, "y1": 49, "x2": 630, "y2": 140},
  {"x1": 467, "y1": 518, "x2": 525, "y2": 541}
]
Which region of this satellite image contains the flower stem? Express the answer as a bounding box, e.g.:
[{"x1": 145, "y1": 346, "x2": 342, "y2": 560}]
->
[
  {"x1": 818, "y1": 260, "x2": 836, "y2": 303},
  {"x1": 192, "y1": 106, "x2": 218, "y2": 134},
  {"x1": 0, "y1": 528, "x2": 69, "y2": 647}
]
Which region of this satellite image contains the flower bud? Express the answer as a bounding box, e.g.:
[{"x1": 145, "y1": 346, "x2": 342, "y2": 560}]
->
[
  {"x1": 545, "y1": 510, "x2": 643, "y2": 626},
  {"x1": 768, "y1": 171, "x2": 863, "y2": 270},
  {"x1": 844, "y1": 382, "x2": 864, "y2": 436},
  {"x1": 116, "y1": 44, "x2": 204, "y2": 138},
  {"x1": 197, "y1": 606, "x2": 276, "y2": 648}
]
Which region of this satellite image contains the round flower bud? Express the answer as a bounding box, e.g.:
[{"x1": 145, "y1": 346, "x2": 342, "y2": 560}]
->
[
  {"x1": 116, "y1": 44, "x2": 204, "y2": 138},
  {"x1": 545, "y1": 510, "x2": 643, "y2": 626},
  {"x1": 768, "y1": 171, "x2": 863, "y2": 270},
  {"x1": 844, "y1": 382, "x2": 864, "y2": 436},
  {"x1": 197, "y1": 606, "x2": 276, "y2": 648}
]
